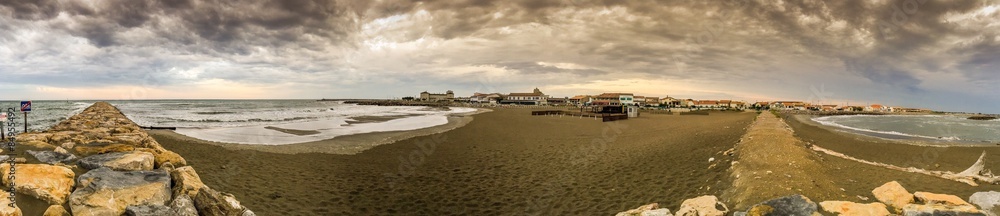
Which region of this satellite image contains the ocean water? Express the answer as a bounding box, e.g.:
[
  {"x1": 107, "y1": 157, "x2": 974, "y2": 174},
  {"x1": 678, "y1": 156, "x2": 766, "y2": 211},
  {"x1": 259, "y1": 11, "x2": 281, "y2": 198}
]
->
[
  {"x1": 0, "y1": 100, "x2": 476, "y2": 145},
  {"x1": 813, "y1": 115, "x2": 1000, "y2": 143},
  {"x1": 0, "y1": 100, "x2": 92, "y2": 132}
]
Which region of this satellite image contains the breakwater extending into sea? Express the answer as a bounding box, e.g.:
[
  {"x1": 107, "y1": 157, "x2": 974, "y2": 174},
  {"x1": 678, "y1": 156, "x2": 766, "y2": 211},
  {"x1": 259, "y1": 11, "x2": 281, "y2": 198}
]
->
[{"x1": 4, "y1": 102, "x2": 252, "y2": 215}]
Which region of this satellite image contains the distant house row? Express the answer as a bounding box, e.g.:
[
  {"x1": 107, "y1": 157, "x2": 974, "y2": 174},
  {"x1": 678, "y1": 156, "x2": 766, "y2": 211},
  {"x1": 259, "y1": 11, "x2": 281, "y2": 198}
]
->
[
  {"x1": 414, "y1": 89, "x2": 924, "y2": 112},
  {"x1": 751, "y1": 101, "x2": 930, "y2": 113}
]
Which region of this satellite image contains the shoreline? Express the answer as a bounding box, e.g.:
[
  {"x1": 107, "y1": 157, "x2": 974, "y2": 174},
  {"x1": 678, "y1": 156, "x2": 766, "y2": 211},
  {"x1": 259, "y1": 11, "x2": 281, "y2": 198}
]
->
[{"x1": 150, "y1": 107, "x2": 492, "y2": 155}]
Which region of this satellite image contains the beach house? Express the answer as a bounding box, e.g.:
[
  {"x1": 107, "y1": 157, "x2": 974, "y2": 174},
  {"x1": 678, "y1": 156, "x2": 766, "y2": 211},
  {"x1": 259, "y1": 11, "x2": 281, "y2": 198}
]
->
[
  {"x1": 634, "y1": 96, "x2": 646, "y2": 106},
  {"x1": 420, "y1": 90, "x2": 455, "y2": 101},
  {"x1": 695, "y1": 100, "x2": 719, "y2": 108},
  {"x1": 645, "y1": 97, "x2": 660, "y2": 107},
  {"x1": 595, "y1": 93, "x2": 635, "y2": 106},
  {"x1": 569, "y1": 95, "x2": 594, "y2": 105},
  {"x1": 502, "y1": 88, "x2": 549, "y2": 105},
  {"x1": 865, "y1": 104, "x2": 887, "y2": 112},
  {"x1": 470, "y1": 93, "x2": 504, "y2": 104}
]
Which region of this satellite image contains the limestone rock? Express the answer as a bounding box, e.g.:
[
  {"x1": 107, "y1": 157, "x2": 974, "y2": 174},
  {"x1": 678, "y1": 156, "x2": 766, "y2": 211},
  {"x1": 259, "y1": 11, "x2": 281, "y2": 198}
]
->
[
  {"x1": 745, "y1": 194, "x2": 817, "y2": 216},
  {"x1": 22, "y1": 140, "x2": 57, "y2": 150},
  {"x1": 819, "y1": 201, "x2": 890, "y2": 216},
  {"x1": 48, "y1": 131, "x2": 79, "y2": 145},
  {"x1": 873, "y1": 181, "x2": 914, "y2": 212},
  {"x1": 0, "y1": 192, "x2": 22, "y2": 216},
  {"x1": 16, "y1": 132, "x2": 51, "y2": 143},
  {"x1": 27, "y1": 150, "x2": 78, "y2": 165},
  {"x1": 0, "y1": 163, "x2": 75, "y2": 205},
  {"x1": 74, "y1": 142, "x2": 136, "y2": 156},
  {"x1": 915, "y1": 192, "x2": 976, "y2": 207},
  {"x1": 77, "y1": 151, "x2": 154, "y2": 171},
  {"x1": 171, "y1": 166, "x2": 206, "y2": 198},
  {"x1": 125, "y1": 204, "x2": 172, "y2": 216},
  {"x1": 616, "y1": 203, "x2": 673, "y2": 216},
  {"x1": 69, "y1": 167, "x2": 172, "y2": 216},
  {"x1": 42, "y1": 205, "x2": 70, "y2": 216},
  {"x1": 195, "y1": 187, "x2": 254, "y2": 216},
  {"x1": 171, "y1": 194, "x2": 199, "y2": 216},
  {"x1": 676, "y1": 195, "x2": 728, "y2": 216},
  {"x1": 902, "y1": 203, "x2": 983, "y2": 216},
  {"x1": 136, "y1": 148, "x2": 188, "y2": 168},
  {"x1": 970, "y1": 191, "x2": 1000, "y2": 216}
]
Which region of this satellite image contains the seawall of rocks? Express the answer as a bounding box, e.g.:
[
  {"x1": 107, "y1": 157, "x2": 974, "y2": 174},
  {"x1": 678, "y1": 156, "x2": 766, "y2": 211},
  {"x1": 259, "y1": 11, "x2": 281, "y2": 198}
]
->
[
  {"x1": 616, "y1": 181, "x2": 1000, "y2": 216},
  {"x1": 2, "y1": 102, "x2": 252, "y2": 216}
]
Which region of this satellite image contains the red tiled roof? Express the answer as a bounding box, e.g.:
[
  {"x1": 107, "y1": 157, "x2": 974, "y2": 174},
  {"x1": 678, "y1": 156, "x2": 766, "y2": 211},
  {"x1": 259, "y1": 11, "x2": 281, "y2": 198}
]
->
[{"x1": 508, "y1": 92, "x2": 544, "y2": 96}]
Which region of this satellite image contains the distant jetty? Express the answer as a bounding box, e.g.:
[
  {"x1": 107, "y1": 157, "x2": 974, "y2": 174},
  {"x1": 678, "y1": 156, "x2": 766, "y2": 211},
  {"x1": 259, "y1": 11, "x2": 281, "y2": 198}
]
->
[
  {"x1": 323, "y1": 99, "x2": 449, "y2": 107},
  {"x1": 968, "y1": 116, "x2": 998, "y2": 120}
]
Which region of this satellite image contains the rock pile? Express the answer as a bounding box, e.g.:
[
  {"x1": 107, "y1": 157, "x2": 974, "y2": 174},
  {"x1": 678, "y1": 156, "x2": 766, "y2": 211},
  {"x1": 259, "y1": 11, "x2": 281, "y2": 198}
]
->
[
  {"x1": 0, "y1": 102, "x2": 252, "y2": 215},
  {"x1": 618, "y1": 181, "x2": 1000, "y2": 216}
]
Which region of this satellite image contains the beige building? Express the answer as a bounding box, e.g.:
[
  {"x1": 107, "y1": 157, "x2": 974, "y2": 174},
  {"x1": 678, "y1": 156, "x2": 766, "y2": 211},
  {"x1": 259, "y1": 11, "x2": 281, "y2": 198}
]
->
[
  {"x1": 420, "y1": 90, "x2": 455, "y2": 101},
  {"x1": 503, "y1": 88, "x2": 549, "y2": 105}
]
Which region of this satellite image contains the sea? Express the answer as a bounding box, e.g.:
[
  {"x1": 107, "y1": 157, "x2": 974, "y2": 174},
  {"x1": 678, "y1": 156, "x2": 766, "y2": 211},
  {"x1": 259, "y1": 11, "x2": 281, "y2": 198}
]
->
[
  {"x1": 813, "y1": 115, "x2": 1000, "y2": 144},
  {"x1": 0, "y1": 100, "x2": 477, "y2": 145}
]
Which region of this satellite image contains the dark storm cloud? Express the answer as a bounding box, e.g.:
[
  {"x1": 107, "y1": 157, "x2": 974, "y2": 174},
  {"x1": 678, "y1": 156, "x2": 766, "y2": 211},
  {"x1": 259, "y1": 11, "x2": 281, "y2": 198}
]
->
[{"x1": 1, "y1": 0, "x2": 998, "y2": 111}]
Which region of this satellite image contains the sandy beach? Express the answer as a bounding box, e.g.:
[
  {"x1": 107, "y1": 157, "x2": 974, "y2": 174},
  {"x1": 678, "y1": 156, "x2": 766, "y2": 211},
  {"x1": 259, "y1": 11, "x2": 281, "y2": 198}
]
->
[
  {"x1": 152, "y1": 108, "x2": 755, "y2": 215},
  {"x1": 149, "y1": 108, "x2": 1000, "y2": 215}
]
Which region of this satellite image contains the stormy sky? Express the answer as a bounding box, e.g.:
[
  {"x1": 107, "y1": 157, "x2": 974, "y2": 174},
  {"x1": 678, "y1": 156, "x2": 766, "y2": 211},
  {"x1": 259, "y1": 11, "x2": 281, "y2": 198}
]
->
[{"x1": 0, "y1": 0, "x2": 998, "y2": 113}]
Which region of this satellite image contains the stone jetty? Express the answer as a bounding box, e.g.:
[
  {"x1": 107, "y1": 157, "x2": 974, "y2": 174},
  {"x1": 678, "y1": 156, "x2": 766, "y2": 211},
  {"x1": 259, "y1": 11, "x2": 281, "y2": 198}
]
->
[
  {"x1": 3, "y1": 102, "x2": 252, "y2": 216},
  {"x1": 617, "y1": 181, "x2": 998, "y2": 215}
]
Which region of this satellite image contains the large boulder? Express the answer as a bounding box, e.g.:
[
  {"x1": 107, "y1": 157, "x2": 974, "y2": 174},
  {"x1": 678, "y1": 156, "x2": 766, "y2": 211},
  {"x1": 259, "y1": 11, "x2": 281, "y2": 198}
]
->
[
  {"x1": 616, "y1": 203, "x2": 672, "y2": 216},
  {"x1": 77, "y1": 151, "x2": 154, "y2": 171},
  {"x1": 171, "y1": 166, "x2": 206, "y2": 198},
  {"x1": 68, "y1": 168, "x2": 172, "y2": 216},
  {"x1": 902, "y1": 203, "x2": 983, "y2": 216},
  {"x1": 0, "y1": 164, "x2": 75, "y2": 205},
  {"x1": 42, "y1": 205, "x2": 70, "y2": 216},
  {"x1": 872, "y1": 181, "x2": 914, "y2": 212},
  {"x1": 0, "y1": 192, "x2": 22, "y2": 216},
  {"x1": 676, "y1": 195, "x2": 728, "y2": 216},
  {"x1": 902, "y1": 192, "x2": 983, "y2": 215},
  {"x1": 745, "y1": 194, "x2": 818, "y2": 216},
  {"x1": 195, "y1": 187, "x2": 255, "y2": 216},
  {"x1": 915, "y1": 192, "x2": 976, "y2": 207},
  {"x1": 124, "y1": 205, "x2": 172, "y2": 216},
  {"x1": 136, "y1": 148, "x2": 188, "y2": 168},
  {"x1": 74, "y1": 142, "x2": 135, "y2": 156},
  {"x1": 970, "y1": 191, "x2": 1000, "y2": 216},
  {"x1": 819, "y1": 201, "x2": 890, "y2": 216},
  {"x1": 27, "y1": 150, "x2": 78, "y2": 165},
  {"x1": 171, "y1": 194, "x2": 199, "y2": 216}
]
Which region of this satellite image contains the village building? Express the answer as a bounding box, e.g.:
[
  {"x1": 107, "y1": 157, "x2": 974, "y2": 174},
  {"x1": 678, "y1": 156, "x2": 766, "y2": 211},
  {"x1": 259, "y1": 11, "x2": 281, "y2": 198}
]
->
[
  {"x1": 420, "y1": 90, "x2": 455, "y2": 101},
  {"x1": 634, "y1": 96, "x2": 646, "y2": 106},
  {"x1": 502, "y1": 88, "x2": 549, "y2": 105},
  {"x1": 644, "y1": 97, "x2": 660, "y2": 106},
  {"x1": 547, "y1": 97, "x2": 569, "y2": 105},
  {"x1": 595, "y1": 93, "x2": 635, "y2": 106},
  {"x1": 470, "y1": 93, "x2": 504, "y2": 104},
  {"x1": 568, "y1": 95, "x2": 594, "y2": 106}
]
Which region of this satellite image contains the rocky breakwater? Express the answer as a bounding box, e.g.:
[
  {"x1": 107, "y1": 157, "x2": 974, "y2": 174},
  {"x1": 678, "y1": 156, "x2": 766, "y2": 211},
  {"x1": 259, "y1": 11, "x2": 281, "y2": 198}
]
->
[
  {"x1": 617, "y1": 181, "x2": 1000, "y2": 216},
  {"x1": 1, "y1": 102, "x2": 253, "y2": 216}
]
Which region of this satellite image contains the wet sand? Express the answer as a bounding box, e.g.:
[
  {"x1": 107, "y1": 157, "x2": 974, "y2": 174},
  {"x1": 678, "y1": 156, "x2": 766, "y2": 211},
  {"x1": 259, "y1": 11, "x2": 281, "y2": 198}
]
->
[{"x1": 152, "y1": 109, "x2": 755, "y2": 215}]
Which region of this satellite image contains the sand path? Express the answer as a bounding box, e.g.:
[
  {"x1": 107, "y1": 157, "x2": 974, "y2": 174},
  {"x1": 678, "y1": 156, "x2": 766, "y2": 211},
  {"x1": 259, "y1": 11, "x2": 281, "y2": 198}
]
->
[{"x1": 723, "y1": 112, "x2": 845, "y2": 210}]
